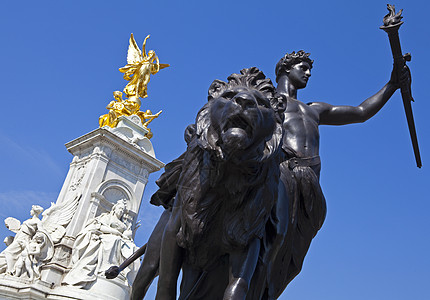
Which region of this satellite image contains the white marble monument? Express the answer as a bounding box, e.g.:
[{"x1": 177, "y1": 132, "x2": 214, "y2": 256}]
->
[{"x1": 0, "y1": 116, "x2": 164, "y2": 300}]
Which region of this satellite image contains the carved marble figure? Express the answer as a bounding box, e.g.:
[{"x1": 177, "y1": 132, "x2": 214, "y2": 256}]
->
[
  {"x1": 63, "y1": 199, "x2": 138, "y2": 289},
  {"x1": 13, "y1": 231, "x2": 53, "y2": 280},
  {"x1": 0, "y1": 205, "x2": 43, "y2": 275},
  {"x1": 0, "y1": 195, "x2": 79, "y2": 280}
]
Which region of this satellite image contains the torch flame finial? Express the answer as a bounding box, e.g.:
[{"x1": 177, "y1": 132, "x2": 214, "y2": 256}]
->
[{"x1": 382, "y1": 4, "x2": 403, "y2": 27}]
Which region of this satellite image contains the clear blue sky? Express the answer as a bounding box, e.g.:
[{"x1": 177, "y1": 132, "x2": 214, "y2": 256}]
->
[{"x1": 0, "y1": 1, "x2": 429, "y2": 299}]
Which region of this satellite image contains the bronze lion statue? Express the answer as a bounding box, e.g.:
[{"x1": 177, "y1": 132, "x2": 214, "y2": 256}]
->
[{"x1": 107, "y1": 67, "x2": 285, "y2": 300}]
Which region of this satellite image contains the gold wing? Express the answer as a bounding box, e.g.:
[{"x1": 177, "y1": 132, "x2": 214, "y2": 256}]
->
[{"x1": 127, "y1": 33, "x2": 143, "y2": 64}]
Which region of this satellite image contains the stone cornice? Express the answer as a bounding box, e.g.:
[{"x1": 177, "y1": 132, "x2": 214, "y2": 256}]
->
[{"x1": 65, "y1": 127, "x2": 164, "y2": 173}]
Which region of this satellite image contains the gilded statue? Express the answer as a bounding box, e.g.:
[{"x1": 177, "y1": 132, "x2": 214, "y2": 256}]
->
[
  {"x1": 99, "y1": 91, "x2": 130, "y2": 128},
  {"x1": 119, "y1": 34, "x2": 169, "y2": 99},
  {"x1": 99, "y1": 34, "x2": 169, "y2": 138}
]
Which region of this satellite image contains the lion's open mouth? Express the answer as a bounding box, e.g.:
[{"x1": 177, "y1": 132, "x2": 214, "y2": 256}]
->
[
  {"x1": 222, "y1": 114, "x2": 252, "y2": 136},
  {"x1": 219, "y1": 113, "x2": 254, "y2": 150}
]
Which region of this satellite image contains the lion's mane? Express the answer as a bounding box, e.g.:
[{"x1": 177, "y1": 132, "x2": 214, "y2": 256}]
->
[{"x1": 176, "y1": 67, "x2": 283, "y2": 268}]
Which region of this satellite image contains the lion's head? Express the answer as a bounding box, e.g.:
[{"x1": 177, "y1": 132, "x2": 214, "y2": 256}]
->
[{"x1": 196, "y1": 67, "x2": 284, "y2": 161}]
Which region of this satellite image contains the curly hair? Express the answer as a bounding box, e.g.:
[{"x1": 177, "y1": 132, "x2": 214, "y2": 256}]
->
[
  {"x1": 207, "y1": 67, "x2": 276, "y2": 102},
  {"x1": 275, "y1": 50, "x2": 313, "y2": 83}
]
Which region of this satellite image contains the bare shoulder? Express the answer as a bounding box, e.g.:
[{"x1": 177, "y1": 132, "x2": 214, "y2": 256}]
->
[
  {"x1": 307, "y1": 101, "x2": 366, "y2": 125},
  {"x1": 307, "y1": 101, "x2": 332, "y2": 114}
]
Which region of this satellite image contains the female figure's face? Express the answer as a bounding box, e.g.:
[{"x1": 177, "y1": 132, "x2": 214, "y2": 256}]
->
[
  {"x1": 30, "y1": 205, "x2": 42, "y2": 217},
  {"x1": 114, "y1": 203, "x2": 125, "y2": 219}
]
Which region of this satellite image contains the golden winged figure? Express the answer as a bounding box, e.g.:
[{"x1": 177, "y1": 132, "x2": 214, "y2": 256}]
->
[
  {"x1": 99, "y1": 34, "x2": 168, "y2": 138},
  {"x1": 119, "y1": 33, "x2": 170, "y2": 99}
]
